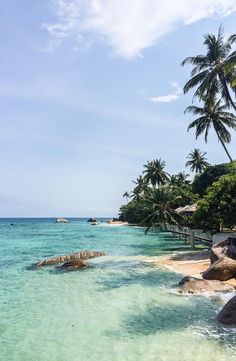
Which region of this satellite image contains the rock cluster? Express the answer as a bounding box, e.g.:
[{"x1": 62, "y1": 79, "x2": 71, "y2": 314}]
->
[{"x1": 203, "y1": 237, "x2": 236, "y2": 281}]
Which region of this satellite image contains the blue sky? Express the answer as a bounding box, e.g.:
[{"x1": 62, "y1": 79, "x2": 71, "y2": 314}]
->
[{"x1": 0, "y1": 0, "x2": 236, "y2": 217}]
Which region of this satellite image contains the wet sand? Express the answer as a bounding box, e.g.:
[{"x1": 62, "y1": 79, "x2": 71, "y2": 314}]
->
[{"x1": 145, "y1": 250, "x2": 236, "y2": 287}]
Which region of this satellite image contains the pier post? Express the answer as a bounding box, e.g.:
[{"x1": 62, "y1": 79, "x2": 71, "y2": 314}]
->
[{"x1": 189, "y1": 230, "x2": 195, "y2": 249}]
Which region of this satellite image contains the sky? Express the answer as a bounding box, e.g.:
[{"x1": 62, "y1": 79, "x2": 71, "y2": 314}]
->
[{"x1": 0, "y1": 0, "x2": 236, "y2": 217}]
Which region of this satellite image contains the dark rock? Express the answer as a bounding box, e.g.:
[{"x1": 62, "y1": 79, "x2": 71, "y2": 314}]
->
[
  {"x1": 210, "y1": 237, "x2": 236, "y2": 264},
  {"x1": 178, "y1": 276, "x2": 235, "y2": 294},
  {"x1": 57, "y1": 259, "x2": 88, "y2": 271},
  {"x1": 87, "y1": 218, "x2": 97, "y2": 222},
  {"x1": 33, "y1": 250, "x2": 107, "y2": 267},
  {"x1": 217, "y1": 295, "x2": 236, "y2": 327}
]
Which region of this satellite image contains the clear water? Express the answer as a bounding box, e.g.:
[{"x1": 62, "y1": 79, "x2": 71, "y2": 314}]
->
[{"x1": 0, "y1": 218, "x2": 235, "y2": 361}]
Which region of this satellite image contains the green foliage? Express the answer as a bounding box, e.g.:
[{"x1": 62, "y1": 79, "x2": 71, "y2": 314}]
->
[
  {"x1": 192, "y1": 161, "x2": 236, "y2": 196},
  {"x1": 170, "y1": 184, "x2": 199, "y2": 209},
  {"x1": 119, "y1": 199, "x2": 149, "y2": 224},
  {"x1": 193, "y1": 174, "x2": 236, "y2": 231}
]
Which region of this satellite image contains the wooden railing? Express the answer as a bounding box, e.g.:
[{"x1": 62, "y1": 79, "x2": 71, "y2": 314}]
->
[{"x1": 164, "y1": 224, "x2": 212, "y2": 249}]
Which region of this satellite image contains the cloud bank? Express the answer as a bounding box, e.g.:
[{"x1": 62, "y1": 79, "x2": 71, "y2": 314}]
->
[
  {"x1": 149, "y1": 82, "x2": 182, "y2": 103},
  {"x1": 44, "y1": 0, "x2": 236, "y2": 59}
]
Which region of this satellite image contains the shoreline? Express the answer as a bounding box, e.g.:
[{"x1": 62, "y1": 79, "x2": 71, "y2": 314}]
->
[{"x1": 144, "y1": 250, "x2": 236, "y2": 287}]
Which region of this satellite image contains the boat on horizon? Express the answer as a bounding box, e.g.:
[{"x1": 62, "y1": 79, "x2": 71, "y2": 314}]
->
[{"x1": 56, "y1": 217, "x2": 69, "y2": 223}]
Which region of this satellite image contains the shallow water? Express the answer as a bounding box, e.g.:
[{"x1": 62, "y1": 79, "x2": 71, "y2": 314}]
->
[{"x1": 0, "y1": 218, "x2": 235, "y2": 361}]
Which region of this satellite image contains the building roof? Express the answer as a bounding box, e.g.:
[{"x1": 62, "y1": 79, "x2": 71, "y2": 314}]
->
[{"x1": 175, "y1": 203, "x2": 197, "y2": 214}]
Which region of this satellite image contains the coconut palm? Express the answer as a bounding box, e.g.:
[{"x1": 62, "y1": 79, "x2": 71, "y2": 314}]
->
[
  {"x1": 182, "y1": 26, "x2": 236, "y2": 110},
  {"x1": 143, "y1": 159, "x2": 170, "y2": 187},
  {"x1": 143, "y1": 186, "x2": 183, "y2": 233},
  {"x1": 170, "y1": 172, "x2": 190, "y2": 186},
  {"x1": 130, "y1": 176, "x2": 147, "y2": 201},
  {"x1": 185, "y1": 95, "x2": 236, "y2": 162},
  {"x1": 186, "y1": 148, "x2": 209, "y2": 174}
]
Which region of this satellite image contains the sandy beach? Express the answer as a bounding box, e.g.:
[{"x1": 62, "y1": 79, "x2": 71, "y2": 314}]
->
[{"x1": 145, "y1": 250, "x2": 236, "y2": 287}]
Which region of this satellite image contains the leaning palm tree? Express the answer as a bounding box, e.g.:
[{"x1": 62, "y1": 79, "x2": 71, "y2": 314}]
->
[
  {"x1": 143, "y1": 159, "x2": 170, "y2": 187},
  {"x1": 182, "y1": 26, "x2": 236, "y2": 111},
  {"x1": 185, "y1": 95, "x2": 236, "y2": 162},
  {"x1": 143, "y1": 186, "x2": 183, "y2": 233},
  {"x1": 186, "y1": 148, "x2": 209, "y2": 174}
]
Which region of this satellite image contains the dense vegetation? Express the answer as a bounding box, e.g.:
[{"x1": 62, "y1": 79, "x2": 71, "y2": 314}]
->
[{"x1": 120, "y1": 26, "x2": 236, "y2": 233}]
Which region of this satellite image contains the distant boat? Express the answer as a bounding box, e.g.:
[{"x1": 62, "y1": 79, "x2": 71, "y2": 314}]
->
[
  {"x1": 56, "y1": 217, "x2": 69, "y2": 223},
  {"x1": 91, "y1": 221, "x2": 99, "y2": 226}
]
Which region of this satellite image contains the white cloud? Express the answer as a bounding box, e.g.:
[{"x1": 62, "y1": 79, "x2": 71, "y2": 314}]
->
[
  {"x1": 43, "y1": 0, "x2": 236, "y2": 59},
  {"x1": 149, "y1": 82, "x2": 182, "y2": 103}
]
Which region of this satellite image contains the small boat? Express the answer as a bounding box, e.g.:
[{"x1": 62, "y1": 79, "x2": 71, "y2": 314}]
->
[
  {"x1": 91, "y1": 221, "x2": 99, "y2": 226},
  {"x1": 56, "y1": 217, "x2": 69, "y2": 223}
]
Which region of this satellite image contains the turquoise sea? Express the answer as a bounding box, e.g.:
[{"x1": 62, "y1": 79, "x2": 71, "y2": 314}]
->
[{"x1": 0, "y1": 218, "x2": 235, "y2": 361}]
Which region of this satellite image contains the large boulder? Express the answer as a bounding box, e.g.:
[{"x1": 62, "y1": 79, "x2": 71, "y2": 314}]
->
[
  {"x1": 202, "y1": 257, "x2": 236, "y2": 281},
  {"x1": 178, "y1": 276, "x2": 235, "y2": 294},
  {"x1": 203, "y1": 237, "x2": 236, "y2": 281},
  {"x1": 34, "y1": 250, "x2": 106, "y2": 267},
  {"x1": 57, "y1": 259, "x2": 88, "y2": 271},
  {"x1": 210, "y1": 237, "x2": 236, "y2": 264},
  {"x1": 217, "y1": 295, "x2": 236, "y2": 327}
]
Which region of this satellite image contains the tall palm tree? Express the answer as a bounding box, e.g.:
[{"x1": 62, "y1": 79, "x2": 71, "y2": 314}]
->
[
  {"x1": 186, "y1": 148, "x2": 209, "y2": 174},
  {"x1": 185, "y1": 95, "x2": 236, "y2": 162},
  {"x1": 143, "y1": 159, "x2": 170, "y2": 187},
  {"x1": 123, "y1": 192, "x2": 130, "y2": 203},
  {"x1": 182, "y1": 26, "x2": 236, "y2": 111},
  {"x1": 143, "y1": 186, "x2": 183, "y2": 233}
]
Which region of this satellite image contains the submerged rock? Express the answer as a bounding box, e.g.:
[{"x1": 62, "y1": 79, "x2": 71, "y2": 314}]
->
[
  {"x1": 34, "y1": 250, "x2": 106, "y2": 267},
  {"x1": 217, "y1": 295, "x2": 236, "y2": 327},
  {"x1": 178, "y1": 276, "x2": 235, "y2": 294},
  {"x1": 57, "y1": 259, "x2": 89, "y2": 271}
]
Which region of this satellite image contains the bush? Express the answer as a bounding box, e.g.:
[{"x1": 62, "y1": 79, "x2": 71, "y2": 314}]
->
[
  {"x1": 193, "y1": 174, "x2": 236, "y2": 231},
  {"x1": 192, "y1": 161, "x2": 236, "y2": 196}
]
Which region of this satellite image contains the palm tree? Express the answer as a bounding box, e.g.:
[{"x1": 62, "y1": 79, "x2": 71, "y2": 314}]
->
[
  {"x1": 185, "y1": 95, "x2": 236, "y2": 162},
  {"x1": 170, "y1": 172, "x2": 190, "y2": 186},
  {"x1": 143, "y1": 159, "x2": 170, "y2": 187},
  {"x1": 130, "y1": 176, "x2": 147, "y2": 201},
  {"x1": 186, "y1": 148, "x2": 209, "y2": 174},
  {"x1": 143, "y1": 186, "x2": 183, "y2": 233},
  {"x1": 123, "y1": 192, "x2": 130, "y2": 203},
  {"x1": 182, "y1": 26, "x2": 236, "y2": 111}
]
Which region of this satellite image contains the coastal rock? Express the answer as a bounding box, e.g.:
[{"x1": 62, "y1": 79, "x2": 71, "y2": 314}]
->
[
  {"x1": 34, "y1": 250, "x2": 107, "y2": 267},
  {"x1": 57, "y1": 259, "x2": 88, "y2": 271},
  {"x1": 210, "y1": 237, "x2": 236, "y2": 264},
  {"x1": 202, "y1": 257, "x2": 236, "y2": 281},
  {"x1": 178, "y1": 276, "x2": 235, "y2": 294},
  {"x1": 87, "y1": 218, "x2": 97, "y2": 223},
  {"x1": 217, "y1": 295, "x2": 236, "y2": 327}
]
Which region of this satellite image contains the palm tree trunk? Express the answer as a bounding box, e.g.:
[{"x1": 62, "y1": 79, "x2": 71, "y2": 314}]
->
[
  {"x1": 219, "y1": 71, "x2": 236, "y2": 112},
  {"x1": 216, "y1": 130, "x2": 233, "y2": 162}
]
